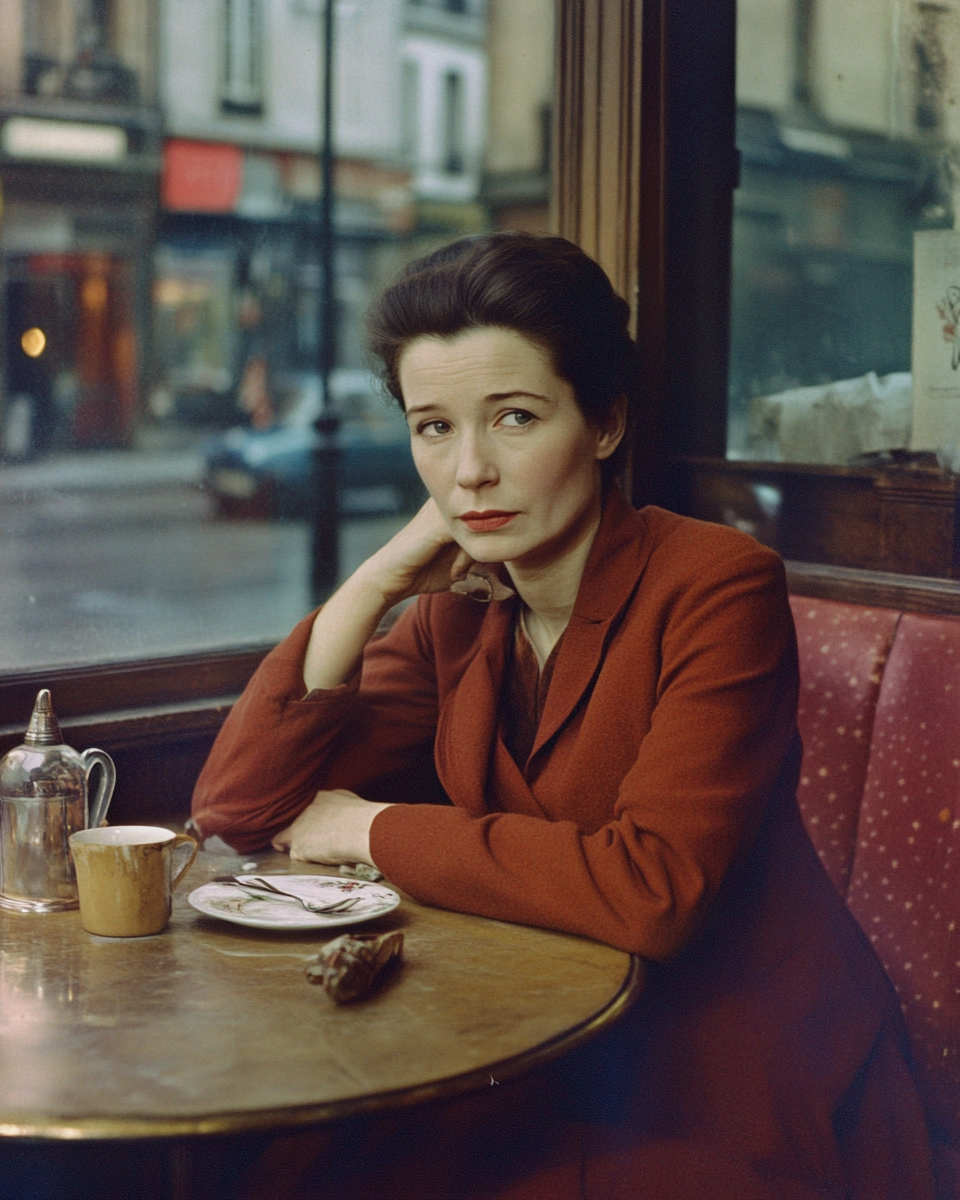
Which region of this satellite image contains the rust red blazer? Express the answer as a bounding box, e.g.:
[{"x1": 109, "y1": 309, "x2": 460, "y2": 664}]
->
[{"x1": 193, "y1": 492, "x2": 934, "y2": 1198}]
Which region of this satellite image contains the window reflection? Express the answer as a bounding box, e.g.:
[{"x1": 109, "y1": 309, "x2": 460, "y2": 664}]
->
[{"x1": 0, "y1": 0, "x2": 554, "y2": 671}]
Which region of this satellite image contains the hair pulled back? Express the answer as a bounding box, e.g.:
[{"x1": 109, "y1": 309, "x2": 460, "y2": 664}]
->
[{"x1": 366, "y1": 232, "x2": 639, "y2": 479}]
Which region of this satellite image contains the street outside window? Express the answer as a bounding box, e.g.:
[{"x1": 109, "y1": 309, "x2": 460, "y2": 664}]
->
[{"x1": 0, "y1": 0, "x2": 554, "y2": 672}]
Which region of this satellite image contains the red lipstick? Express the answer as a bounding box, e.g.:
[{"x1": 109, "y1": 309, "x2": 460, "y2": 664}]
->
[{"x1": 459, "y1": 510, "x2": 518, "y2": 532}]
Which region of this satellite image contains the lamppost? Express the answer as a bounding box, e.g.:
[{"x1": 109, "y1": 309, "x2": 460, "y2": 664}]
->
[{"x1": 311, "y1": 0, "x2": 340, "y2": 604}]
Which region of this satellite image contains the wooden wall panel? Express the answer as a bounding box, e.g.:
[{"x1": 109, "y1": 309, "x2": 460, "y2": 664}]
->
[
  {"x1": 554, "y1": 0, "x2": 737, "y2": 509},
  {"x1": 676, "y1": 456, "x2": 960, "y2": 582},
  {"x1": 553, "y1": 0, "x2": 643, "y2": 329}
]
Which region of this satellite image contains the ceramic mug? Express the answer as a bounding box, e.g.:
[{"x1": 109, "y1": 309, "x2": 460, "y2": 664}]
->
[{"x1": 69, "y1": 826, "x2": 198, "y2": 937}]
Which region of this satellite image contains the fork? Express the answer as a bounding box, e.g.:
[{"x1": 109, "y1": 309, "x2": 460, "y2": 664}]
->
[{"x1": 212, "y1": 876, "x2": 360, "y2": 914}]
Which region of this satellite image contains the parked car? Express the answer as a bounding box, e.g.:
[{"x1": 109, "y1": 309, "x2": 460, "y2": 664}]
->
[{"x1": 201, "y1": 370, "x2": 425, "y2": 519}]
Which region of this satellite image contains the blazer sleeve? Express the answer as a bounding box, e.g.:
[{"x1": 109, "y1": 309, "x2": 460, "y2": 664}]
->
[
  {"x1": 190, "y1": 601, "x2": 442, "y2": 853},
  {"x1": 368, "y1": 543, "x2": 800, "y2": 959}
]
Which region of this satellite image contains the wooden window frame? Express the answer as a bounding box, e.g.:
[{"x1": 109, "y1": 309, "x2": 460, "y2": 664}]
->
[{"x1": 4, "y1": 0, "x2": 954, "y2": 814}]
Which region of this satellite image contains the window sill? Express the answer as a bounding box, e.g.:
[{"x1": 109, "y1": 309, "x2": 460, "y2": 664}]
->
[
  {"x1": 0, "y1": 644, "x2": 269, "y2": 758},
  {"x1": 673, "y1": 455, "x2": 960, "y2": 580}
]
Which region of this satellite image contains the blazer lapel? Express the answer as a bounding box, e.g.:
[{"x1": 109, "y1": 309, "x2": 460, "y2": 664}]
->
[
  {"x1": 528, "y1": 617, "x2": 611, "y2": 761},
  {"x1": 491, "y1": 735, "x2": 548, "y2": 816},
  {"x1": 529, "y1": 491, "x2": 653, "y2": 761},
  {"x1": 435, "y1": 491, "x2": 655, "y2": 802},
  {"x1": 434, "y1": 596, "x2": 515, "y2": 816}
]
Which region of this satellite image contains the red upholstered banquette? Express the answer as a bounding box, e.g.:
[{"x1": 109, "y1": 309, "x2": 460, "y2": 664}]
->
[{"x1": 790, "y1": 596, "x2": 960, "y2": 1193}]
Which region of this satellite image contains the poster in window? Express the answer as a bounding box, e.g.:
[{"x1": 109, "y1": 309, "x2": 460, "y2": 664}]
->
[{"x1": 911, "y1": 229, "x2": 960, "y2": 449}]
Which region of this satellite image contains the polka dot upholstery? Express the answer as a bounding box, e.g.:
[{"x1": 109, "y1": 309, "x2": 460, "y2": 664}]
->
[
  {"x1": 789, "y1": 595, "x2": 900, "y2": 895},
  {"x1": 844, "y1": 613, "x2": 960, "y2": 1156}
]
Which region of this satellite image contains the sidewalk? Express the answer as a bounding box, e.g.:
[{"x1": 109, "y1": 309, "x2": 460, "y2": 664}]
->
[{"x1": 0, "y1": 448, "x2": 206, "y2": 496}]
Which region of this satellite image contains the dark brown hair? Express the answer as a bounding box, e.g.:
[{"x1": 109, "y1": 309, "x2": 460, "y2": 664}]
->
[{"x1": 366, "y1": 232, "x2": 640, "y2": 479}]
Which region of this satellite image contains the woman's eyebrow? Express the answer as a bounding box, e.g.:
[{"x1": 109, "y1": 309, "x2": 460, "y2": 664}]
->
[
  {"x1": 485, "y1": 390, "x2": 550, "y2": 403},
  {"x1": 405, "y1": 391, "x2": 549, "y2": 418}
]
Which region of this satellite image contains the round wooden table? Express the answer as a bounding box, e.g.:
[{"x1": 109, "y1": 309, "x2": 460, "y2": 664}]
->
[{"x1": 0, "y1": 846, "x2": 643, "y2": 1142}]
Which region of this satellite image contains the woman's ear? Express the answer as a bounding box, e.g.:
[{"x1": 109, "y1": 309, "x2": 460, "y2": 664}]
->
[{"x1": 594, "y1": 394, "x2": 628, "y2": 461}]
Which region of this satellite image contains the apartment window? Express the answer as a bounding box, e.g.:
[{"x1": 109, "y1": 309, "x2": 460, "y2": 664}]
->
[
  {"x1": 539, "y1": 101, "x2": 552, "y2": 175},
  {"x1": 22, "y1": 0, "x2": 139, "y2": 103},
  {"x1": 914, "y1": 4, "x2": 948, "y2": 133},
  {"x1": 442, "y1": 69, "x2": 465, "y2": 174},
  {"x1": 401, "y1": 60, "x2": 420, "y2": 164},
  {"x1": 222, "y1": 0, "x2": 264, "y2": 116}
]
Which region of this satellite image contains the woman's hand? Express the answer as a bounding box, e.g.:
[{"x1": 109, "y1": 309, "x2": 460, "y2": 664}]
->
[
  {"x1": 271, "y1": 789, "x2": 391, "y2": 866},
  {"x1": 302, "y1": 499, "x2": 475, "y2": 692},
  {"x1": 355, "y1": 498, "x2": 475, "y2": 609}
]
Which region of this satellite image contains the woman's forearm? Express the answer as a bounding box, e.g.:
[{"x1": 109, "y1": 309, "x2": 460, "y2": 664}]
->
[
  {"x1": 302, "y1": 567, "x2": 394, "y2": 692},
  {"x1": 302, "y1": 500, "x2": 472, "y2": 693}
]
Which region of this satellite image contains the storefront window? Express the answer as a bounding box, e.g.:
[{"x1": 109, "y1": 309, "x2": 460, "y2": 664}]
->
[
  {"x1": 0, "y1": 0, "x2": 554, "y2": 672},
  {"x1": 729, "y1": 0, "x2": 955, "y2": 466},
  {"x1": 151, "y1": 244, "x2": 236, "y2": 420}
]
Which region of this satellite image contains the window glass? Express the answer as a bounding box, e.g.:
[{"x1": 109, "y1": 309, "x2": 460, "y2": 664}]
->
[
  {"x1": 0, "y1": 0, "x2": 554, "y2": 672},
  {"x1": 729, "y1": 0, "x2": 952, "y2": 464}
]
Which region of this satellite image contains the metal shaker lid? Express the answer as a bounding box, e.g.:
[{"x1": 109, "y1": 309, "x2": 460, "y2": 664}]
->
[
  {"x1": 0, "y1": 690, "x2": 83, "y2": 797},
  {"x1": 24, "y1": 689, "x2": 64, "y2": 747}
]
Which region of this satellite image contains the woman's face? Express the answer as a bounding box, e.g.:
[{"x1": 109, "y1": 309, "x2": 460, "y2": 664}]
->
[{"x1": 398, "y1": 326, "x2": 624, "y2": 572}]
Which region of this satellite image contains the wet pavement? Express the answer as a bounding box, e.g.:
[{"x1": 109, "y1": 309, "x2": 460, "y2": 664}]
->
[{"x1": 0, "y1": 452, "x2": 408, "y2": 672}]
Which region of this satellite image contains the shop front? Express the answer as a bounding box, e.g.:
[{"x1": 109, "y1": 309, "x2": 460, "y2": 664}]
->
[
  {"x1": 0, "y1": 121, "x2": 158, "y2": 458},
  {"x1": 153, "y1": 138, "x2": 418, "y2": 439}
]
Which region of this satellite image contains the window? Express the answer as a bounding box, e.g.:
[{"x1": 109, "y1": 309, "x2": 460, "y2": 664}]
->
[
  {"x1": 401, "y1": 59, "x2": 420, "y2": 164},
  {"x1": 691, "y1": 0, "x2": 960, "y2": 580},
  {"x1": 728, "y1": 0, "x2": 939, "y2": 463},
  {"x1": 21, "y1": 0, "x2": 141, "y2": 103},
  {"x1": 8, "y1": 0, "x2": 763, "y2": 820},
  {"x1": 0, "y1": 0, "x2": 554, "y2": 698},
  {"x1": 222, "y1": 0, "x2": 264, "y2": 115},
  {"x1": 442, "y1": 70, "x2": 465, "y2": 173}
]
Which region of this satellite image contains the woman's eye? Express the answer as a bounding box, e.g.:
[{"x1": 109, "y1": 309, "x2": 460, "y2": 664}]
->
[
  {"x1": 417, "y1": 419, "x2": 451, "y2": 437},
  {"x1": 499, "y1": 410, "x2": 535, "y2": 428}
]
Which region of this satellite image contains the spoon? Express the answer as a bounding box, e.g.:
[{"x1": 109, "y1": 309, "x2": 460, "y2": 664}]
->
[{"x1": 212, "y1": 876, "x2": 361, "y2": 914}]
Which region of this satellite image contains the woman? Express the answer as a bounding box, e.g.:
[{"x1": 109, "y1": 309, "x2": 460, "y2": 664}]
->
[{"x1": 192, "y1": 234, "x2": 934, "y2": 1199}]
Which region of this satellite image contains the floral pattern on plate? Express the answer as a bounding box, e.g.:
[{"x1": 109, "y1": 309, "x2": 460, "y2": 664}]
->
[{"x1": 187, "y1": 875, "x2": 400, "y2": 930}]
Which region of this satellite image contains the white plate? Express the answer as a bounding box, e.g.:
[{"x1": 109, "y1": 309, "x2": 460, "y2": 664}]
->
[{"x1": 187, "y1": 875, "x2": 400, "y2": 931}]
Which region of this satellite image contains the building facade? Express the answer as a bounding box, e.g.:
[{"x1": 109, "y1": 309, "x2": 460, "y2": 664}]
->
[
  {"x1": 482, "y1": 0, "x2": 552, "y2": 234},
  {"x1": 153, "y1": 0, "x2": 488, "y2": 435}
]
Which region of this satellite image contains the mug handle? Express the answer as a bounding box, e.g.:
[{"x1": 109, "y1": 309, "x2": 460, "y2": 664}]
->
[
  {"x1": 170, "y1": 834, "x2": 198, "y2": 889},
  {"x1": 80, "y1": 749, "x2": 116, "y2": 829}
]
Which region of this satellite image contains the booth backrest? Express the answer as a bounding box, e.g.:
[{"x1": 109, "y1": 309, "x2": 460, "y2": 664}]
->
[
  {"x1": 789, "y1": 596, "x2": 960, "y2": 1179},
  {"x1": 791, "y1": 597, "x2": 899, "y2": 894}
]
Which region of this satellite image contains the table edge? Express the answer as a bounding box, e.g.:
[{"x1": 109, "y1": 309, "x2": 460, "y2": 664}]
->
[{"x1": 0, "y1": 955, "x2": 645, "y2": 1141}]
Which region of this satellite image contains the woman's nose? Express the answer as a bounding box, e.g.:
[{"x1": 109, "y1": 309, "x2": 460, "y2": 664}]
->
[{"x1": 455, "y1": 432, "x2": 498, "y2": 491}]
